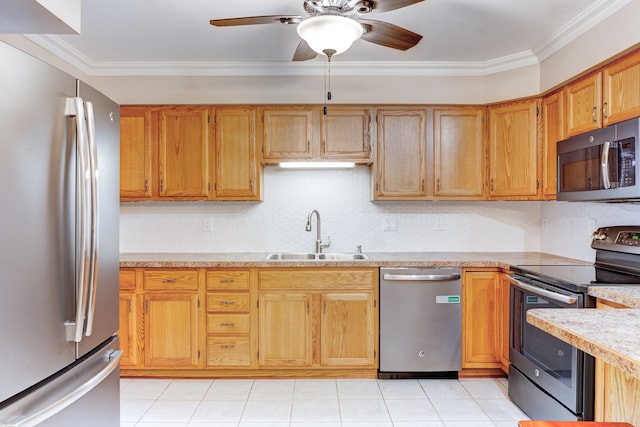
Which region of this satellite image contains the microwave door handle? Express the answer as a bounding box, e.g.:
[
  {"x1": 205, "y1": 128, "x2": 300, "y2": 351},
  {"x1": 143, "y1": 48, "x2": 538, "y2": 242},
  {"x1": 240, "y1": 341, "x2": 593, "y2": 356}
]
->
[
  {"x1": 601, "y1": 140, "x2": 612, "y2": 189},
  {"x1": 509, "y1": 277, "x2": 578, "y2": 305}
]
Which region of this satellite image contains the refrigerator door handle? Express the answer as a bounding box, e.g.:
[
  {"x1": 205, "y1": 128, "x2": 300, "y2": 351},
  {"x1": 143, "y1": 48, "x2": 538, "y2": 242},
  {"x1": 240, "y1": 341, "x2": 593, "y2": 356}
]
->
[
  {"x1": 83, "y1": 101, "x2": 99, "y2": 337},
  {"x1": 0, "y1": 349, "x2": 122, "y2": 427},
  {"x1": 63, "y1": 97, "x2": 91, "y2": 343}
]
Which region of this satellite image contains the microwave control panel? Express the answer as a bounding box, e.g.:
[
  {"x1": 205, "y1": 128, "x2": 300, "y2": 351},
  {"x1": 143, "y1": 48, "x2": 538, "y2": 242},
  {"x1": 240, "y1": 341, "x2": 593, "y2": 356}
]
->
[{"x1": 619, "y1": 137, "x2": 636, "y2": 187}]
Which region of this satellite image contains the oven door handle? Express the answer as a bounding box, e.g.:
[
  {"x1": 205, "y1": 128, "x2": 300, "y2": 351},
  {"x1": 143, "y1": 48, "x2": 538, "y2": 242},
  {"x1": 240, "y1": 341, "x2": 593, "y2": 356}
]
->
[{"x1": 509, "y1": 277, "x2": 578, "y2": 305}]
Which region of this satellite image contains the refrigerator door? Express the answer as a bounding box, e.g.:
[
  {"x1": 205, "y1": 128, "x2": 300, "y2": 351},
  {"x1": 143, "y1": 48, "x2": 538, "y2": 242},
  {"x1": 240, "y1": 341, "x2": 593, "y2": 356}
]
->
[
  {"x1": 0, "y1": 41, "x2": 77, "y2": 403},
  {"x1": 0, "y1": 337, "x2": 122, "y2": 427},
  {"x1": 76, "y1": 81, "x2": 120, "y2": 358}
]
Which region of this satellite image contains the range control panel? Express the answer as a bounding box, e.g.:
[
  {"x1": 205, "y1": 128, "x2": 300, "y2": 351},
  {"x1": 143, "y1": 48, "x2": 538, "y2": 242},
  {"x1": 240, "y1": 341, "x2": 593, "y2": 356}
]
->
[{"x1": 592, "y1": 226, "x2": 640, "y2": 253}]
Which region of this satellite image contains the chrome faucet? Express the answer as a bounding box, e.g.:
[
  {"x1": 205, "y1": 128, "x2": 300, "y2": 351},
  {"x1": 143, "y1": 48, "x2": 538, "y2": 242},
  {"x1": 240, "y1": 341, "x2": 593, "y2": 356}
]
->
[{"x1": 305, "y1": 209, "x2": 330, "y2": 253}]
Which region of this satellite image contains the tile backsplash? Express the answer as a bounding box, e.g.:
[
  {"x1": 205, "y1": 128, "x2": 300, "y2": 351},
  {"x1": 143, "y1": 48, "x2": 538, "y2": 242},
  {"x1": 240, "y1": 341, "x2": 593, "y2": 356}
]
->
[{"x1": 120, "y1": 167, "x2": 640, "y2": 262}]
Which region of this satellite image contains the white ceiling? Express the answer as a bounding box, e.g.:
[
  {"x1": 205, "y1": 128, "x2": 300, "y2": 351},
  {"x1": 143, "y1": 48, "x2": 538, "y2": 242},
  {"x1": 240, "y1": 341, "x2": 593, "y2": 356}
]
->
[{"x1": 29, "y1": 0, "x2": 632, "y2": 77}]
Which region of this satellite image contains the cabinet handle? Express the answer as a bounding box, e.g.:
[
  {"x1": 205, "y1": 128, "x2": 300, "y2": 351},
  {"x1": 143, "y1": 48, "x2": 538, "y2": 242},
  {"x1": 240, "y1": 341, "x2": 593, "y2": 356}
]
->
[
  {"x1": 219, "y1": 279, "x2": 235, "y2": 283},
  {"x1": 490, "y1": 178, "x2": 495, "y2": 192},
  {"x1": 603, "y1": 102, "x2": 608, "y2": 120},
  {"x1": 437, "y1": 178, "x2": 440, "y2": 192},
  {"x1": 592, "y1": 106, "x2": 597, "y2": 122},
  {"x1": 162, "y1": 279, "x2": 177, "y2": 283},
  {"x1": 160, "y1": 179, "x2": 163, "y2": 191},
  {"x1": 145, "y1": 299, "x2": 149, "y2": 313},
  {"x1": 220, "y1": 323, "x2": 235, "y2": 327},
  {"x1": 220, "y1": 345, "x2": 235, "y2": 350},
  {"x1": 219, "y1": 301, "x2": 236, "y2": 305},
  {"x1": 144, "y1": 179, "x2": 148, "y2": 193}
]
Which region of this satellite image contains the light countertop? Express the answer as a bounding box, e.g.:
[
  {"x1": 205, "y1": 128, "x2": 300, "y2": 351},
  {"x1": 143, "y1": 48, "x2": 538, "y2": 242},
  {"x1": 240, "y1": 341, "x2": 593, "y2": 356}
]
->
[
  {"x1": 119, "y1": 251, "x2": 589, "y2": 269},
  {"x1": 588, "y1": 285, "x2": 640, "y2": 308},
  {"x1": 528, "y1": 307, "x2": 640, "y2": 380}
]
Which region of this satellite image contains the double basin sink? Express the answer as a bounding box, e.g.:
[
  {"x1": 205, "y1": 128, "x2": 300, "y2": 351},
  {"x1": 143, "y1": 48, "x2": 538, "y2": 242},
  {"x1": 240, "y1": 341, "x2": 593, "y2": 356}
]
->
[{"x1": 263, "y1": 252, "x2": 370, "y2": 261}]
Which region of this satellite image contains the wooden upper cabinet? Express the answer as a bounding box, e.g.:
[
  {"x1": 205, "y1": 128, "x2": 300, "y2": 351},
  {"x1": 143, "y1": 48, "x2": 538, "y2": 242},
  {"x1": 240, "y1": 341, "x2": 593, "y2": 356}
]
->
[
  {"x1": 603, "y1": 49, "x2": 640, "y2": 126},
  {"x1": 120, "y1": 107, "x2": 155, "y2": 200},
  {"x1": 321, "y1": 106, "x2": 372, "y2": 162},
  {"x1": 158, "y1": 106, "x2": 210, "y2": 199},
  {"x1": 433, "y1": 107, "x2": 486, "y2": 199},
  {"x1": 212, "y1": 107, "x2": 261, "y2": 200},
  {"x1": 542, "y1": 91, "x2": 564, "y2": 199},
  {"x1": 261, "y1": 106, "x2": 315, "y2": 161},
  {"x1": 374, "y1": 107, "x2": 428, "y2": 200},
  {"x1": 565, "y1": 71, "x2": 603, "y2": 137},
  {"x1": 489, "y1": 99, "x2": 540, "y2": 199}
]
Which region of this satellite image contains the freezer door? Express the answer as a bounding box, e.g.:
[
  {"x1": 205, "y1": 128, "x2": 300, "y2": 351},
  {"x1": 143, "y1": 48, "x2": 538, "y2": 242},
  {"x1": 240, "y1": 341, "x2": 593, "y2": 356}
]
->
[
  {"x1": 0, "y1": 41, "x2": 78, "y2": 403},
  {"x1": 0, "y1": 337, "x2": 122, "y2": 427},
  {"x1": 76, "y1": 81, "x2": 120, "y2": 358}
]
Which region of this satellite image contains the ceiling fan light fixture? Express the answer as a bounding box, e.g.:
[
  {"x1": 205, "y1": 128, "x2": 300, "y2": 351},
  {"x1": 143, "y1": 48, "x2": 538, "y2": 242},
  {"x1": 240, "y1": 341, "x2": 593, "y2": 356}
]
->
[{"x1": 297, "y1": 15, "x2": 363, "y2": 56}]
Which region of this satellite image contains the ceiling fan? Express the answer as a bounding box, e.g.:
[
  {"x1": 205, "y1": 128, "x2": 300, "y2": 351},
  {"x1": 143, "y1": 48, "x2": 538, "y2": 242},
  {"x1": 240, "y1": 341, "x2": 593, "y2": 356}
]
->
[{"x1": 209, "y1": 0, "x2": 424, "y2": 61}]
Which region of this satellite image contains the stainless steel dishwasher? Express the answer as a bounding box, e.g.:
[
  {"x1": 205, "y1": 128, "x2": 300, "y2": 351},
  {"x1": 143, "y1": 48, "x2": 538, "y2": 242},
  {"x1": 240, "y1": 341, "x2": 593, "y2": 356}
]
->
[{"x1": 379, "y1": 267, "x2": 462, "y2": 379}]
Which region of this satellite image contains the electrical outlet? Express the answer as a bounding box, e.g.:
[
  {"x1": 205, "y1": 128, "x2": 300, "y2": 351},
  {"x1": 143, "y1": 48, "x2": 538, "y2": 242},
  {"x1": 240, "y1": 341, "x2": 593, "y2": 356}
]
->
[
  {"x1": 383, "y1": 215, "x2": 398, "y2": 231},
  {"x1": 202, "y1": 216, "x2": 214, "y2": 232}
]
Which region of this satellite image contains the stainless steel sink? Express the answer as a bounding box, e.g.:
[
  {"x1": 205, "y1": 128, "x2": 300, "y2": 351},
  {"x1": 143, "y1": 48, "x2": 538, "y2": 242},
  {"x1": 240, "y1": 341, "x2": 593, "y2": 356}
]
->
[{"x1": 263, "y1": 252, "x2": 370, "y2": 260}]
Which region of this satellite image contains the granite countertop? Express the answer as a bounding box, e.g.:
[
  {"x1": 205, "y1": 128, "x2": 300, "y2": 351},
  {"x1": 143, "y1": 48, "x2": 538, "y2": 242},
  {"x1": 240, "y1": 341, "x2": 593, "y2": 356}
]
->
[
  {"x1": 588, "y1": 285, "x2": 640, "y2": 308},
  {"x1": 119, "y1": 251, "x2": 589, "y2": 269},
  {"x1": 527, "y1": 308, "x2": 640, "y2": 380}
]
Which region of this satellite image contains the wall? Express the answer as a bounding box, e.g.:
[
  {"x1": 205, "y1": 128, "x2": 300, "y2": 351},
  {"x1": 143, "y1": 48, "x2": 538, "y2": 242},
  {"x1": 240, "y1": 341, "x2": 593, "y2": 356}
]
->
[
  {"x1": 540, "y1": 201, "x2": 640, "y2": 262},
  {"x1": 120, "y1": 167, "x2": 543, "y2": 254}
]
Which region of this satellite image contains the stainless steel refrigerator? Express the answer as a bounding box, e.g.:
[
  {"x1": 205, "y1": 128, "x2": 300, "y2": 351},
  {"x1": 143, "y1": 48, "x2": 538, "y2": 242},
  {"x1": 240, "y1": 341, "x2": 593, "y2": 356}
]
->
[{"x1": 0, "y1": 41, "x2": 121, "y2": 426}]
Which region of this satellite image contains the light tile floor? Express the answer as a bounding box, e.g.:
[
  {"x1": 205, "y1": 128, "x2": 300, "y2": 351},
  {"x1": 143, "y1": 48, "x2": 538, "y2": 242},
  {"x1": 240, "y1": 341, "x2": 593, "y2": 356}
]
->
[{"x1": 120, "y1": 377, "x2": 530, "y2": 427}]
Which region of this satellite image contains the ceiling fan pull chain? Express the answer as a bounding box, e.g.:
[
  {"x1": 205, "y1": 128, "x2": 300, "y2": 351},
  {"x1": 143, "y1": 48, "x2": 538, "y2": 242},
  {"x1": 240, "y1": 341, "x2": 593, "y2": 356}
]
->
[{"x1": 323, "y1": 49, "x2": 336, "y2": 115}]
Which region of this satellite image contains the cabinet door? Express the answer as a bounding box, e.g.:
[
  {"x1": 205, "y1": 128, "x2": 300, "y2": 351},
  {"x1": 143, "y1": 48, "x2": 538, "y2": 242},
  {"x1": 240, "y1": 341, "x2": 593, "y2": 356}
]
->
[
  {"x1": 321, "y1": 106, "x2": 372, "y2": 161},
  {"x1": 462, "y1": 271, "x2": 501, "y2": 369},
  {"x1": 374, "y1": 108, "x2": 427, "y2": 199},
  {"x1": 489, "y1": 99, "x2": 540, "y2": 199},
  {"x1": 565, "y1": 72, "x2": 602, "y2": 137},
  {"x1": 144, "y1": 293, "x2": 199, "y2": 368},
  {"x1": 321, "y1": 293, "x2": 376, "y2": 367},
  {"x1": 213, "y1": 107, "x2": 260, "y2": 199},
  {"x1": 158, "y1": 106, "x2": 210, "y2": 198},
  {"x1": 261, "y1": 106, "x2": 314, "y2": 160},
  {"x1": 258, "y1": 293, "x2": 312, "y2": 367},
  {"x1": 120, "y1": 107, "x2": 154, "y2": 200},
  {"x1": 603, "y1": 50, "x2": 640, "y2": 126},
  {"x1": 433, "y1": 107, "x2": 486, "y2": 199},
  {"x1": 542, "y1": 91, "x2": 564, "y2": 199},
  {"x1": 118, "y1": 292, "x2": 138, "y2": 367}
]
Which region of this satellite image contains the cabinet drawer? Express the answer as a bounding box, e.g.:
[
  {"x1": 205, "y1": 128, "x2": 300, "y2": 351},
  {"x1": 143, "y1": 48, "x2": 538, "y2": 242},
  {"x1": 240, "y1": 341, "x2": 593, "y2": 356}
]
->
[
  {"x1": 207, "y1": 293, "x2": 250, "y2": 312},
  {"x1": 120, "y1": 270, "x2": 136, "y2": 290},
  {"x1": 258, "y1": 269, "x2": 376, "y2": 290},
  {"x1": 143, "y1": 270, "x2": 198, "y2": 290},
  {"x1": 207, "y1": 270, "x2": 250, "y2": 290},
  {"x1": 206, "y1": 336, "x2": 251, "y2": 366},
  {"x1": 207, "y1": 313, "x2": 250, "y2": 334}
]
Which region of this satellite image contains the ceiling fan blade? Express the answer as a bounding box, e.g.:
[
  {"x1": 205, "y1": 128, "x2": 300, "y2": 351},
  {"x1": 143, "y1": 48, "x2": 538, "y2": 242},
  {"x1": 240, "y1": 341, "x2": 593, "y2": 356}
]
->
[
  {"x1": 368, "y1": 0, "x2": 425, "y2": 13},
  {"x1": 359, "y1": 19, "x2": 422, "y2": 51},
  {"x1": 293, "y1": 40, "x2": 318, "y2": 61},
  {"x1": 209, "y1": 15, "x2": 301, "y2": 27}
]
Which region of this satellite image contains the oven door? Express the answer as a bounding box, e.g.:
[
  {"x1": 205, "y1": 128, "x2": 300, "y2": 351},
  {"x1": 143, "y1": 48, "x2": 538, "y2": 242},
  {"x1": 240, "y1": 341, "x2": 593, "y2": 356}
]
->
[{"x1": 509, "y1": 276, "x2": 584, "y2": 414}]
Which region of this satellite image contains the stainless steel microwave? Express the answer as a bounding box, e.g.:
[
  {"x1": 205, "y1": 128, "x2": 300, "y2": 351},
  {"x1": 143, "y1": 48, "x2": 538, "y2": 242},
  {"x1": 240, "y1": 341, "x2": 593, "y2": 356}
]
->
[{"x1": 557, "y1": 117, "x2": 640, "y2": 201}]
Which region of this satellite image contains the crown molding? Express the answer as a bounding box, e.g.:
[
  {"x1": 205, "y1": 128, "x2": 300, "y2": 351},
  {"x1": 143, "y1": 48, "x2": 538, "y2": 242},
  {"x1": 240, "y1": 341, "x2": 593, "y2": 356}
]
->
[{"x1": 26, "y1": 0, "x2": 631, "y2": 78}]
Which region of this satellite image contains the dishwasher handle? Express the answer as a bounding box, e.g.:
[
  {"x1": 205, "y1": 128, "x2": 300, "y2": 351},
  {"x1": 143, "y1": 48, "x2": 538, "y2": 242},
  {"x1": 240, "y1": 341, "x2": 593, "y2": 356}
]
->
[{"x1": 383, "y1": 273, "x2": 461, "y2": 282}]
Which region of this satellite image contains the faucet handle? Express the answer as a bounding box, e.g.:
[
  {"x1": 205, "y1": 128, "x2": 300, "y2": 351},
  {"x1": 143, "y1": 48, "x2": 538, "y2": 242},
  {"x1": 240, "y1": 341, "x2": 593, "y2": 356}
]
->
[
  {"x1": 320, "y1": 236, "x2": 331, "y2": 251},
  {"x1": 356, "y1": 245, "x2": 362, "y2": 253}
]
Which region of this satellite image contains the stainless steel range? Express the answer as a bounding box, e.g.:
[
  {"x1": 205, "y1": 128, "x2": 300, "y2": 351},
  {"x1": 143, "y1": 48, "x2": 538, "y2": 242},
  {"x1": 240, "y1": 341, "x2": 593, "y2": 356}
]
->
[{"x1": 508, "y1": 225, "x2": 640, "y2": 421}]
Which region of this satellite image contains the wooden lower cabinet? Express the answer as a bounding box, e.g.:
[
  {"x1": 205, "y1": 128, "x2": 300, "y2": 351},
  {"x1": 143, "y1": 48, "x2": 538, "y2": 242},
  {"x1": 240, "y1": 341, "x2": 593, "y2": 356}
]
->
[
  {"x1": 257, "y1": 268, "x2": 378, "y2": 373},
  {"x1": 143, "y1": 292, "x2": 199, "y2": 368},
  {"x1": 118, "y1": 291, "x2": 138, "y2": 367},
  {"x1": 594, "y1": 298, "x2": 640, "y2": 425},
  {"x1": 462, "y1": 269, "x2": 503, "y2": 371},
  {"x1": 259, "y1": 293, "x2": 313, "y2": 367},
  {"x1": 321, "y1": 292, "x2": 376, "y2": 366}
]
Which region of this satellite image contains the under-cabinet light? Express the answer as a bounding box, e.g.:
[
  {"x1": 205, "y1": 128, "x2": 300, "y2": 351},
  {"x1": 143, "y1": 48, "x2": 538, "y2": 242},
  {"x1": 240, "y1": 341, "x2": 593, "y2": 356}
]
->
[{"x1": 278, "y1": 161, "x2": 356, "y2": 169}]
